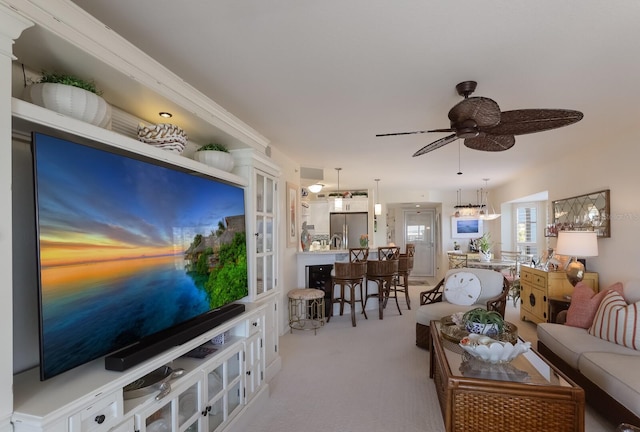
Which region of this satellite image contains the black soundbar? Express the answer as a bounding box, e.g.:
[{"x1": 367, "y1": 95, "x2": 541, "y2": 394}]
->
[{"x1": 105, "y1": 303, "x2": 246, "y2": 372}]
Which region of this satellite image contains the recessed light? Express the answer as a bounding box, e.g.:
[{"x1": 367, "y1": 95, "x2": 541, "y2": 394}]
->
[{"x1": 159, "y1": 112, "x2": 173, "y2": 118}]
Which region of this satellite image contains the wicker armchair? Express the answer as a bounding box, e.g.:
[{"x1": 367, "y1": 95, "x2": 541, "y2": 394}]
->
[{"x1": 415, "y1": 268, "x2": 510, "y2": 350}]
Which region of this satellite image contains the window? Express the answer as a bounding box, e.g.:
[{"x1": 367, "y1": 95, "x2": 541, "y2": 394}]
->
[{"x1": 515, "y1": 203, "x2": 538, "y2": 256}]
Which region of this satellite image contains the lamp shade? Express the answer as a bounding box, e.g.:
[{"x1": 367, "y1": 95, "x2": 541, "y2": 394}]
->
[
  {"x1": 374, "y1": 203, "x2": 382, "y2": 216},
  {"x1": 307, "y1": 183, "x2": 323, "y2": 193},
  {"x1": 556, "y1": 231, "x2": 598, "y2": 257}
]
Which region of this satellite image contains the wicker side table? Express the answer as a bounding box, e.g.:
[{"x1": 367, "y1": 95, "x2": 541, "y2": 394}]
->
[{"x1": 288, "y1": 288, "x2": 325, "y2": 335}]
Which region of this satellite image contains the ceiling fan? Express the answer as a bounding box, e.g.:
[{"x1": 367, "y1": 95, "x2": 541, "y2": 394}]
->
[{"x1": 376, "y1": 81, "x2": 584, "y2": 157}]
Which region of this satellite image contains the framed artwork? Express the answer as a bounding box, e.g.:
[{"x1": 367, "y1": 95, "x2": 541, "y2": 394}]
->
[
  {"x1": 286, "y1": 182, "x2": 298, "y2": 247},
  {"x1": 451, "y1": 217, "x2": 483, "y2": 239}
]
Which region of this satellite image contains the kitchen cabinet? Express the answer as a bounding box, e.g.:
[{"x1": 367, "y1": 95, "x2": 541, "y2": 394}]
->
[
  {"x1": 308, "y1": 200, "x2": 330, "y2": 235},
  {"x1": 520, "y1": 266, "x2": 599, "y2": 324},
  {"x1": 328, "y1": 197, "x2": 369, "y2": 213}
]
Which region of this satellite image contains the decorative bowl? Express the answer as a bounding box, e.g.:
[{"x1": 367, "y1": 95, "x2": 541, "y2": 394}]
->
[
  {"x1": 459, "y1": 333, "x2": 531, "y2": 364},
  {"x1": 137, "y1": 123, "x2": 188, "y2": 154},
  {"x1": 464, "y1": 320, "x2": 501, "y2": 337}
]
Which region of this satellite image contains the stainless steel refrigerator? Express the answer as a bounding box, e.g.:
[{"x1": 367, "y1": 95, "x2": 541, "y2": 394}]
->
[{"x1": 329, "y1": 212, "x2": 368, "y2": 250}]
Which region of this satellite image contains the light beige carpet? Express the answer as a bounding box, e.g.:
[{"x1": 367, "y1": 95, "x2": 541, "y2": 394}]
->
[{"x1": 246, "y1": 286, "x2": 616, "y2": 432}]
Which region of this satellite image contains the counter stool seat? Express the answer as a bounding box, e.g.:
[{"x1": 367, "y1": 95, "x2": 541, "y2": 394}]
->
[
  {"x1": 288, "y1": 288, "x2": 325, "y2": 334},
  {"x1": 365, "y1": 258, "x2": 400, "y2": 319},
  {"x1": 328, "y1": 261, "x2": 367, "y2": 326}
]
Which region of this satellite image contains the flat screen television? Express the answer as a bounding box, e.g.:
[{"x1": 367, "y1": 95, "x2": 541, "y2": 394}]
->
[{"x1": 32, "y1": 131, "x2": 248, "y2": 380}]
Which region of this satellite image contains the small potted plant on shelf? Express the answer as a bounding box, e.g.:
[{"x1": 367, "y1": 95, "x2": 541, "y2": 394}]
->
[
  {"x1": 22, "y1": 71, "x2": 112, "y2": 128},
  {"x1": 462, "y1": 307, "x2": 504, "y2": 337},
  {"x1": 194, "y1": 142, "x2": 235, "y2": 172}
]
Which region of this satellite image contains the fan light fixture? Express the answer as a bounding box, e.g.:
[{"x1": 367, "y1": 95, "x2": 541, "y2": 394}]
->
[
  {"x1": 334, "y1": 168, "x2": 343, "y2": 211},
  {"x1": 308, "y1": 183, "x2": 323, "y2": 193},
  {"x1": 374, "y1": 179, "x2": 382, "y2": 216}
]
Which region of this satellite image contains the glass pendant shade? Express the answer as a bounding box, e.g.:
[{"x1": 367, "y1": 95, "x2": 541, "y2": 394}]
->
[{"x1": 308, "y1": 183, "x2": 323, "y2": 193}]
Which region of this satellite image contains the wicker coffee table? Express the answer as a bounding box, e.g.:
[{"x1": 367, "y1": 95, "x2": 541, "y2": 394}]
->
[{"x1": 429, "y1": 320, "x2": 585, "y2": 432}]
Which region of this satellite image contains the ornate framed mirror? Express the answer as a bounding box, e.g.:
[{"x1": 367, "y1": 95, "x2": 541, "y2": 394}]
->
[{"x1": 550, "y1": 189, "x2": 610, "y2": 238}]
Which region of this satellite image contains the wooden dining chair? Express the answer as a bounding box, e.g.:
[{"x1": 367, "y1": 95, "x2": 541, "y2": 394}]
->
[
  {"x1": 499, "y1": 251, "x2": 521, "y2": 281},
  {"x1": 447, "y1": 252, "x2": 468, "y2": 269}
]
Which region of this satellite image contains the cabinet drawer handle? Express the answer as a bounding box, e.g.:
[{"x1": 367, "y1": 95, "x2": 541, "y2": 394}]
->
[
  {"x1": 529, "y1": 293, "x2": 536, "y2": 307},
  {"x1": 253, "y1": 322, "x2": 258, "y2": 327},
  {"x1": 246, "y1": 370, "x2": 251, "y2": 375},
  {"x1": 94, "y1": 414, "x2": 106, "y2": 424}
]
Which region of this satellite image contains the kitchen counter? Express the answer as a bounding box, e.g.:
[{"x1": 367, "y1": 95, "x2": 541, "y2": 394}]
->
[{"x1": 296, "y1": 249, "x2": 379, "y2": 287}]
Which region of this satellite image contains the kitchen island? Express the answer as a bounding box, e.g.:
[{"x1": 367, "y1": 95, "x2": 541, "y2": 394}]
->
[{"x1": 296, "y1": 249, "x2": 383, "y2": 317}]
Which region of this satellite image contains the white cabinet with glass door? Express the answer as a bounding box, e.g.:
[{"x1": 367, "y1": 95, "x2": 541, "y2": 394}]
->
[
  {"x1": 231, "y1": 149, "x2": 281, "y2": 302},
  {"x1": 133, "y1": 374, "x2": 202, "y2": 432},
  {"x1": 202, "y1": 345, "x2": 244, "y2": 431}
]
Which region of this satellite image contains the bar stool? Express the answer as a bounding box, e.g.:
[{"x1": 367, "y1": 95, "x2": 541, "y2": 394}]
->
[
  {"x1": 395, "y1": 248, "x2": 414, "y2": 310},
  {"x1": 365, "y1": 246, "x2": 401, "y2": 319},
  {"x1": 349, "y1": 247, "x2": 369, "y2": 263},
  {"x1": 287, "y1": 288, "x2": 325, "y2": 335},
  {"x1": 328, "y1": 261, "x2": 368, "y2": 326}
]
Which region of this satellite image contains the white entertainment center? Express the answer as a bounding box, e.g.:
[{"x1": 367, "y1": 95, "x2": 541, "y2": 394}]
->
[{"x1": 1, "y1": 1, "x2": 282, "y2": 431}]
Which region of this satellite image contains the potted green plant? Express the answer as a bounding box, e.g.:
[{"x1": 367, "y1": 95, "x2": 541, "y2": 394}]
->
[
  {"x1": 194, "y1": 143, "x2": 235, "y2": 172},
  {"x1": 476, "y1": 232, "x2": 492, "y2": 261},
  {"x1": 22, "y1": 71, "x2": 111, "y2": 128},
  {"x1": 462, "y1": 307, "x2": 504, "y2": 337}
]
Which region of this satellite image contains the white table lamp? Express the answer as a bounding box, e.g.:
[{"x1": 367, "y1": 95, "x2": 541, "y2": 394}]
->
[{"x1": 555, "y1": 231, "x2": 598, "y2": 286}]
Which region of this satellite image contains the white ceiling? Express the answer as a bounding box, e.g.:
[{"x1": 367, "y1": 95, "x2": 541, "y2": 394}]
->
[{"x1": 66, "y1": 0, "x2": 640, "y2": 197}]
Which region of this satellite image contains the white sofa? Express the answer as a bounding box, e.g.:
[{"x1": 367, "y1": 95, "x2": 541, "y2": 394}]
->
[
  {"x1": 537, "y1": 281, "x2": 640, "y2": 426},
  {"x1": 415, "y1": 268, "x2": 509, "y2": 349}
]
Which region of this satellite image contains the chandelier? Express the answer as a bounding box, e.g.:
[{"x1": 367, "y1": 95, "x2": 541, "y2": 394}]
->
[{"x1": 453, "y1": 179, "x2": 501, "y2": 220}]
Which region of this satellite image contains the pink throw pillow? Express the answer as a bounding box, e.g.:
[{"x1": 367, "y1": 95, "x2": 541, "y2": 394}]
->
[{"x1": 565, "y1": 282, "x2": 623, "y2": 328}]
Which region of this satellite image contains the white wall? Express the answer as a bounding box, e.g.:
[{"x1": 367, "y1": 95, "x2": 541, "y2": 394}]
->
[{"x1": 491, "y1": 136, "x2": 640, "y2": 288}]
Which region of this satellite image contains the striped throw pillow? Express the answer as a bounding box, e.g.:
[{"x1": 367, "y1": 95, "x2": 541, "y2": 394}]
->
[{"x1": 588, "y1": 290, "x2": 640, "y2": 350}]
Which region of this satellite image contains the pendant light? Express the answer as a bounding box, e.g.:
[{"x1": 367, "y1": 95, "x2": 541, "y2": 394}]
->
[
  {"x1": 479, "y1": 178, "x2": 501, "y2": 220},
  {"x1": 374, "y1": 178, "x2": 382, "y2": 216},
  {"x1": 334, "y1": 168, "x2": 343, "y2": 211}
]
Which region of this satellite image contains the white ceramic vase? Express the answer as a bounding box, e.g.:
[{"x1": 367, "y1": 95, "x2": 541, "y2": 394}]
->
[
  {"x1": 194, "y1": 150, "x2": 235, "y2": 172},
  {"x1": 23, "y1": 83, "x2": 112, "y2": 128},
  {"x1": 480, "y1": 251, "x2": 492, "y2": 262}
]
